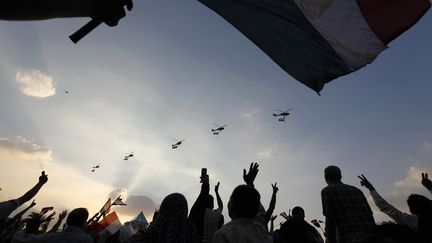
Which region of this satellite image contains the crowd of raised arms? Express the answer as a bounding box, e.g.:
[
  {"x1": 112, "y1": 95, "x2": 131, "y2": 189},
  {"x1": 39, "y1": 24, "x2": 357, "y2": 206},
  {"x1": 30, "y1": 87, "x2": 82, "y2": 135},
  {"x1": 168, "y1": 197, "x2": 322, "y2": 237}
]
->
[
  {"x1": 0, "y1": 163, "x2": 431, "y2": 243},
  {"x1": 1, "y1": 1, "x2": 432, "y2": 243}
]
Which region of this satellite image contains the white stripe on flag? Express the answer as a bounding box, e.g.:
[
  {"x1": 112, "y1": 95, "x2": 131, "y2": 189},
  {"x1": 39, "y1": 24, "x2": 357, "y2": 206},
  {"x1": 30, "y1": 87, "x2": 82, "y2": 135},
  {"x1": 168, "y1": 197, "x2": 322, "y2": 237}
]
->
[{"x1": 294, "y1": 0, "x2": 386, "y2": 70}]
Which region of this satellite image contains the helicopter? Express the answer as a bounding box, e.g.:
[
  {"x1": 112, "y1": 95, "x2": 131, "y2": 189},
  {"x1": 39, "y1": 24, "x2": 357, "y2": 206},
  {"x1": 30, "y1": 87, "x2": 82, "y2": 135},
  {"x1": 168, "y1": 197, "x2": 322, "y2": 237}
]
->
[
  {"x1": 212, "y1": 124, "x2": 228, "y2": 135},
  {"x1": 172, "y1": 139, "x2": 185, "y2": 149},
  {"x1": 60, "y1": 86, "x2": 69, "y2": 94},
  {"x1": 91, "y1": 164, "x2": 101, "y2": 172},
  {"x1": 273, "y1": 108, "x2": 292, "y2": 122},
  {"x1": 124, "y1": 152, "x2": 134, "y2": 160}
]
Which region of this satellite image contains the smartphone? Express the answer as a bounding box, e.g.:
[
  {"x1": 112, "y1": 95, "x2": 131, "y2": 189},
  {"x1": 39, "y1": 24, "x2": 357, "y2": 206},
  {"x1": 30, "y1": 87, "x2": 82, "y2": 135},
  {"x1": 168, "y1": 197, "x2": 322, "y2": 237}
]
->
[{"x1": 201, "y1": 168, "x2": 207, "y2": 177}]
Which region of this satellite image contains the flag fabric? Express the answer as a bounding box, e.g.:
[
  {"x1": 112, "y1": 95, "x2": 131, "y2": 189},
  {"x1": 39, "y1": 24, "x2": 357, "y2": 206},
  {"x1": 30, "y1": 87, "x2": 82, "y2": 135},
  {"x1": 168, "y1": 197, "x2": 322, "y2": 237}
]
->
[
  {"x1": 112, "y1": 196, "x2": 127, "y2": 206},
  {"x1": 280, "y1": 212, "x2": 289, "y2": 220},
  {"x1": 119, "y1": 222, "x2": 136, "y2": 243},
  {"x1": 131, "y1": 211, "x2": 148, "y2": 231},
  {"x1": 40, "y1": 207, "x2": 54, "y2": 215},
  {"x1": 95, "y1": 212, "x2": 123, "y2": 236},
  {"x1": 311, "y1": 219, "x2": 322, "y2": 228},
  {"x1": 99, "y1": 198, "x2": 112, "y2": 216},
  {"x1": 198, "y1": 0, "x2": 431, "y2": 93}
]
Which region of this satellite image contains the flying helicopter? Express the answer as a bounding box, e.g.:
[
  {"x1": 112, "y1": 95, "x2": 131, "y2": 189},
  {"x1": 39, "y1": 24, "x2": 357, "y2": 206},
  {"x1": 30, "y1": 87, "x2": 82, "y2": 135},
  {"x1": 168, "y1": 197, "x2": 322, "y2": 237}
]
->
[
  {"x1": 172, "y1": 139, "x2": 185, "y2": 149},
  {"x1": 124, "y1": 152, "x2": 134, "y2": 160},
  {"x1": 60, "y1": 86, "x2": 69, "y2": 94},
  {"x1": 212, "y1": 124, "x2": 228, "y2": 135},
  {"x1": 91, "y1": 164, "x2": 101, "y2": 172},
  {"x1": 273, "y1": 108, "x2": 292, "y2": 122}
]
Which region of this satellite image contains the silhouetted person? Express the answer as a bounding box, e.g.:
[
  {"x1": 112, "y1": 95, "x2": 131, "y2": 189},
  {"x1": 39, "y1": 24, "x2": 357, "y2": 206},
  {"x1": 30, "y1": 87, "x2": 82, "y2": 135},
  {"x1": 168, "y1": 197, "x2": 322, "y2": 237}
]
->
[
  {"x1": 264, "y1": 183, "x2": 278, "y2": 227},
  {"x1": 369, "y1": 222, "x2": 417, "y2": 243},
  {"x1": 202, "y1": 182, "x2": 224, "y2": 243},
  {"x1": 11, "y1": 212, "x2": 45, "y2": 243},
  {"x1": 0, "y1": 171, "x2": 48, "y2": 221},
  {"x1": 189, "y1": 173, "x2": 223, "y2": 243},
  {"x1": 321, "y1": 166, "x2": 375, "y2": 243},
  {"x1": 0, "y1": 200, "x2": 36, "y2": 241},
  {"x1": 25, "y1": 213, "x2": 43, "y2": 234},
  {"x1": 0, "y1": 0, "x2": 133, "y2": 27},
  {"x1": 39, "y1": 207, "x2": 92, "y2": 243},
  {"x1": 358, "y1": 175, "x2": 422, "y2": 230},
  {"x1": 421, "y1": 172, "x2": 432, "y2": 193},
  {"x1": 277, "y1": 207, "x2": 323, "y2": 243},
  {"x1": 407, "y1": 194, "x2": 432, "y2": 242},
  {"x1": 213, "y1": 185, "x2": 270, "y2": 243},
  {"x1": 129, "y1": 193, "x2": 198, "y2": 243},
  {"x1": 47, "y1": 210, "x2": 67, "y2": 233},
  {"x1": 241, "y1": 163, "x2": 272, "y2": 231}
]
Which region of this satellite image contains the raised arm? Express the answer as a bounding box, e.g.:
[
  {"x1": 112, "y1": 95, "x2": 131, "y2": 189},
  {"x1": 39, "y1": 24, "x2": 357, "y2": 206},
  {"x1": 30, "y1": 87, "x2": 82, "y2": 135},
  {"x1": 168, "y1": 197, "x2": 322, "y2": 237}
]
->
[
  {"x1": 12, "y1": 200, "x2": 36, "y2": 220},
  {"x1": 0, "y1": 0, "x2": 133, "y2": 26},
  {"x1": 358, "y1": 174, "x2": 418, "y2": 229},
  {"x1": 189, "y1": 174, "x2": 210, "y2": 219},
  {"x1": 17, "y1": 171, "x2": 48, "y2": 206},
  {"x1": 421, "y1": 173, "x2": 432, "y2": 194},
  {"x1": 265, "y1": 183, "x2": 278, "y2": 223},
  {"x1": 215, "y1": 182, "x2": 223, "y2": 212},
  {"x1": 243, "y1": 163, "x2": 259, "y2": 187},
  {"x1": 48, "y1": 210, "x2": 67, "y2": 233},
  {"x1": 269, "y1": 215, "x2": 277, "y2": 234}
]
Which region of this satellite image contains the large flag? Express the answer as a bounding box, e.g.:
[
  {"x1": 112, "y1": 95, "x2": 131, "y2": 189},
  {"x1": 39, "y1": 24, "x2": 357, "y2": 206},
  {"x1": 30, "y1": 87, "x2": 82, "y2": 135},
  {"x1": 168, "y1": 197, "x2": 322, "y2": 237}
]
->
[{"x1": 198, "y1": 0, "x2": 431, "y2": 93}]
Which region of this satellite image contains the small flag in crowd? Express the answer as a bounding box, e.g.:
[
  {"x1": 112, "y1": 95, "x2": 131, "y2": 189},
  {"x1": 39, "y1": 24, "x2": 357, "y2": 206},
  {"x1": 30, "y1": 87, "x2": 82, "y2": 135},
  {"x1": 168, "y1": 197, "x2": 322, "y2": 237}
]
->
[
  {"x1": 98, "y1": 212, "x2": 123, "y2": 236},
  {"x1": 99, "y1": 198, "x2": 112, "y2": 216},
  {"x1": 40, "y1": 207, "x2": 54, "y2": 215},
  {"x1": 112, "y1": 196, "x2": 127, "y2": 206},
  {"x1": 280, "y1": 212, "x2": 289, "y2": 220},
  {"x1": 311, "y1": 219, "x2": 322, "y2": 228}
]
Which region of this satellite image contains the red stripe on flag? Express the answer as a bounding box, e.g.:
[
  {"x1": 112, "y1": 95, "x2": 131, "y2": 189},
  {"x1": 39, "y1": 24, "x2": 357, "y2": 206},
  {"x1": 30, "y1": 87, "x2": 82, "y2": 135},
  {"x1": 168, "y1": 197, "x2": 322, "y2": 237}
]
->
[{"x1": 357, "y1": 0, "x2": 431, "y2": 45}]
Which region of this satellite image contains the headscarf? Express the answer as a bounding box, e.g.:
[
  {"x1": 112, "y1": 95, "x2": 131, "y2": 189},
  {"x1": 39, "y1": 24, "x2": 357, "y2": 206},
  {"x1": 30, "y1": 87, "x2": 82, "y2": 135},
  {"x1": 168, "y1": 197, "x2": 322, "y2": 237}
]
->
[{"x1": 130, "y1": 193, "x2": 198, "y2": 243}]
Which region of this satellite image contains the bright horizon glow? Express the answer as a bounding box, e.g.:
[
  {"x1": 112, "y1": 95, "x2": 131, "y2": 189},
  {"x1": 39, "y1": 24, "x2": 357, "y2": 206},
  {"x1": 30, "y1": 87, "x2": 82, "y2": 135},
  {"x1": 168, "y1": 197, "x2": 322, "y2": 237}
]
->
[{"x1": 0, "y1": 0, "x2": 431, "y2": 230}]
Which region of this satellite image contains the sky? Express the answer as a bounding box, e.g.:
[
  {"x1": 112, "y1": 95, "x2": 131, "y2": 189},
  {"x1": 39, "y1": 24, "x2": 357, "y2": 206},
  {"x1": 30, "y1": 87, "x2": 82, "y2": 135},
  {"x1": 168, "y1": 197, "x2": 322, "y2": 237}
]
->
[{"x1": 0, "y1": 0, "x2": 431, "y2": 228}]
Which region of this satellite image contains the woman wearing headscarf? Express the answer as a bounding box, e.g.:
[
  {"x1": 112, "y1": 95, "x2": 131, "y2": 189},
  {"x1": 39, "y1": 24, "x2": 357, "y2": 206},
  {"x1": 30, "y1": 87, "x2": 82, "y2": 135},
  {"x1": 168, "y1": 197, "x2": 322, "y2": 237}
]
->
[{"x1": 129, "y1": 193, "x2": 198, "y2": 243}]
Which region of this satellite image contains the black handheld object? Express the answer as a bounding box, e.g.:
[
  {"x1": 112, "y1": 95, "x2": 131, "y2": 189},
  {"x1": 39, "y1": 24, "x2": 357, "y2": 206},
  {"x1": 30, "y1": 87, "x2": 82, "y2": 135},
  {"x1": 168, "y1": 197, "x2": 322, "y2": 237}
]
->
[{"x1": 69, "y1": 19, "x2": 102, "y2": 44}]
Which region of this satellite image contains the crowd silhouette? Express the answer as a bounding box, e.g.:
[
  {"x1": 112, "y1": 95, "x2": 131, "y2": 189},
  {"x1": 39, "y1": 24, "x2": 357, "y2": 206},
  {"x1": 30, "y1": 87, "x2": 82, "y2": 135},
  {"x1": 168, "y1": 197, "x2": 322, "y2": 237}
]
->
[
  {"x1": 1, "y1": 0, "x2": 431, "y2": 242},
  {"x1": 0, "y1": 164, "x2": 431, "y2": 243}
]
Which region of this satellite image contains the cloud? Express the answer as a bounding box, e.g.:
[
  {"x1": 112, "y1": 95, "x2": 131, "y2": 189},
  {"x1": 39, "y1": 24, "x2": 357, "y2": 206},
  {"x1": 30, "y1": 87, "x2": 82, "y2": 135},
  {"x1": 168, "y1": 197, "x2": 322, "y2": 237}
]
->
[
  {"x1": 108, "y1": 188, "x2": 157, "y2": 221},
  {"x1": 242, "y1": 109, "x2": 260, "y2": 119},
  {"x1": 257, "y1": 148, "x2": 274, "y2": 159},
  {"x1": 0, "y1": 136, "x2": 53, "y2": 165},
  {"x1": 369, "y1": 166, "x2": 431, "y2": 223},
  {"x1": 423, "y1": 142, "x2": 432, "y2": 150},
  {"x1": 16, "y1": 69, "x2": 55, "y2": 97},
  {"x1": 394, "y1": 166, "x2": 424, "y2": 190}
]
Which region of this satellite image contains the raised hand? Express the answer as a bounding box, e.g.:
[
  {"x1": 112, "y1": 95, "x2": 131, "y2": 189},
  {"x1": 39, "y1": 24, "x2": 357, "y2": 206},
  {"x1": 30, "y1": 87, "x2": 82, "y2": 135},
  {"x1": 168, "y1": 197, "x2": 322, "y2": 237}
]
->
[
  {"x1": 30, "y1": 199, "x2": 36, "y2": 208},
  {"x1": 59, "y1": 210, "x2": 68, "y2": 220},
  {"x1": 215, "y1": 182, "x2": 220, "y2": 193},
  {"x1": 200, "y1": 174, "x2": 209, "y2": 184},
  {"x1": 357, "y1": 174, "x2": 375, "y2": 191},
  {"x1": 271, "y1": 215, "x2": 277, "y2": 221},
  {"x1": 91, "y1": 0, "x2": 133, "y2": 26},
  {"x1": 44, "y1": 211, "x2": 56, "y2": 222},
  {"x1": 243, "y1": 163, "x2": 259, "y2": 186},
  {"x1": 422, "y1": 173, "x2": 432, "y2": 190},
  {"x1": 271, "y1": 182, "x2": 279, "y2": 194},
  {"x1": 39, "y1": 171, "x2": 48, "y2": 185}
]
